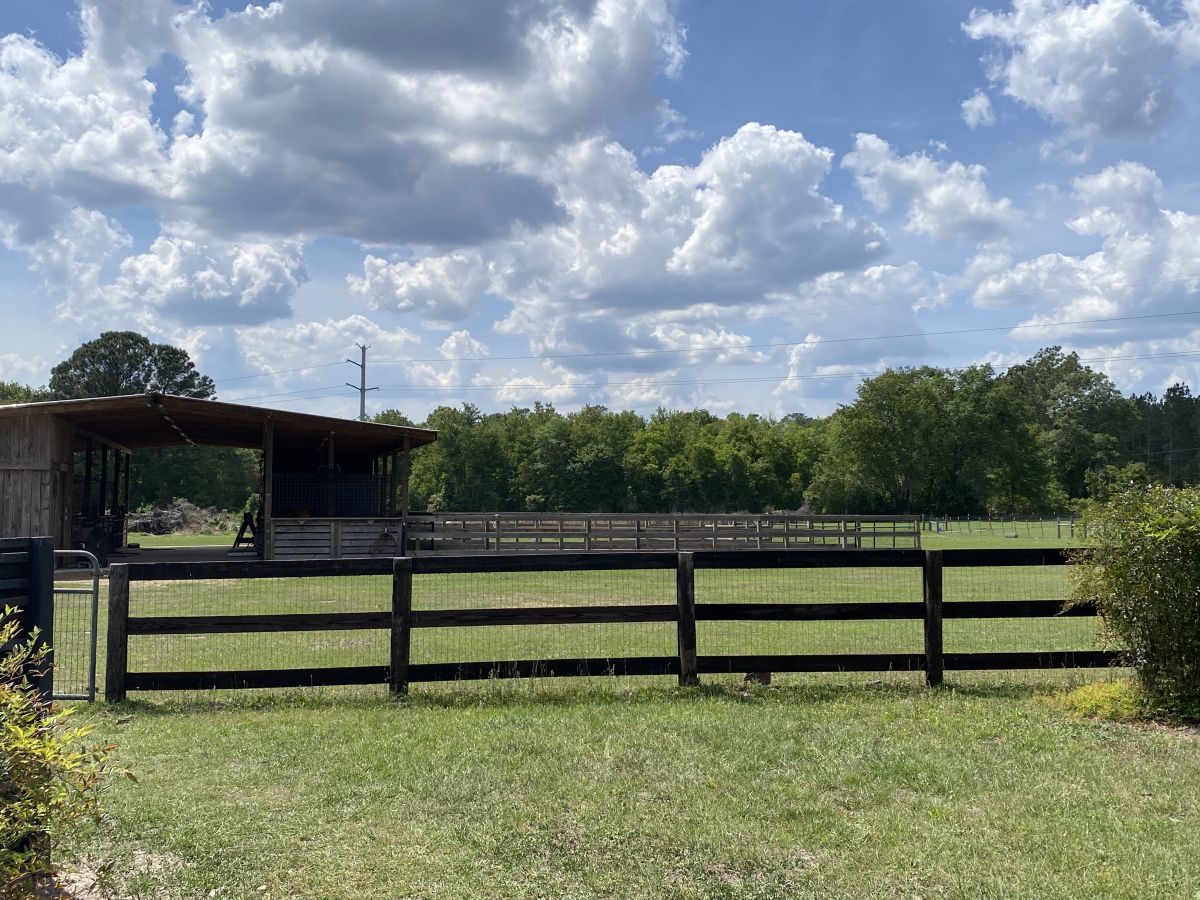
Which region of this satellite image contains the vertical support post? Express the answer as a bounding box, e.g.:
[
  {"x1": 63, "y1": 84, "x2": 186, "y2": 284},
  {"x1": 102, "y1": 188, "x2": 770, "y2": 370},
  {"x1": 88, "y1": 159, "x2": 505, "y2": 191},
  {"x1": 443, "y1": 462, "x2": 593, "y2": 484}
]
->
[
  {"x1": 923, "y1": 549, "x2": 944, "y2": 687},
  {"x1": 675, "y1": 551, "x2": 699, "y2": 686},
  {"x1": 326, "y1": 432, "x2": 337, "y2": 517},
  {"x1": 122, "y1": 453, "x2": 130, "y2": 513},
  {"x1": 110, "y1": 448, "x2": 120, "y2": 514},
  {"x1": 262, "y1": 418, "x2": 274, "y2": 561},
  {"x1": 401, "y1": 436, "x2": 411, "y2": 521},
  {"x1": 22, "y1": 538, "x2": 55, "y2": 701},
  {"x1": 83, "y1": 438, "x2": 94, "y2": 519},
  {"x1": 97, "y1": 446, "x2": 109, "y2": 516},
  {"x1": 104, "y1": 563, "x2": 130, "y2": 703},
  {"x1": 390, "y1": 556, "x2": 414, "y2": 695}
]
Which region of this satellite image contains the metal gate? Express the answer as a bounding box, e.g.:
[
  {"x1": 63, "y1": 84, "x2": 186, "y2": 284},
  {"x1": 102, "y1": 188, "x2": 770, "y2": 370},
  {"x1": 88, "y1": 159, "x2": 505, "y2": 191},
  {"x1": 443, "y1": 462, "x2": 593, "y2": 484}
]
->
[{"x1": 52, "y1": 550, "x2": 100, "y2": 701}]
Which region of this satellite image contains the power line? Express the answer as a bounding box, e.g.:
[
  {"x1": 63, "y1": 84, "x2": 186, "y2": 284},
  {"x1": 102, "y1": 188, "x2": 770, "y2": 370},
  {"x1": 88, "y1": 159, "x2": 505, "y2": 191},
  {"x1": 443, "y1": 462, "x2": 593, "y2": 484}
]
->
[
  {"x1": 209, "y1": 294, "x2": 1200, "y2": 384},
  {"x1": 228, "y1": 348, "x2": 1200, "y2": 403},
  {"x1": 367, "y1": 309, "x2": 1200, "y2": 365}
]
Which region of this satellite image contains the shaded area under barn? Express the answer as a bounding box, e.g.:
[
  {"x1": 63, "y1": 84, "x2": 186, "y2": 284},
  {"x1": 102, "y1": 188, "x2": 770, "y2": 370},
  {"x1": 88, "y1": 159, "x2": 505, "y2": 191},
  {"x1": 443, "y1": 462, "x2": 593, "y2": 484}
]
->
[{"x1": 0, "y1": 393, "x2": 436, "y2": 561}]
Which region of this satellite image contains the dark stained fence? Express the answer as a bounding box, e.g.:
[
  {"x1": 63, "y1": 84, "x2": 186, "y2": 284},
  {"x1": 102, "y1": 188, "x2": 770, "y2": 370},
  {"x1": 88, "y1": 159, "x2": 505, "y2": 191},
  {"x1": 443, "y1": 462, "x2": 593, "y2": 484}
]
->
[
  {"x1": 1, "y1": 536, "x2": 55, "y2": 699},
  {"x1": 104, "y1": 548, "x2": 1115, "y2": 700}
]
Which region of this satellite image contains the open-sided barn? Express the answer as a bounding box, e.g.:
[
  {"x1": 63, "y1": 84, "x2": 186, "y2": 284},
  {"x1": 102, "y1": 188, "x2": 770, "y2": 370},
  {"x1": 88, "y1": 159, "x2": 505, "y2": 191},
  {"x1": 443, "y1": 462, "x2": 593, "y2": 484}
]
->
[{"x1": 0, "y1": 393, "x2": 436, "y2": 560}]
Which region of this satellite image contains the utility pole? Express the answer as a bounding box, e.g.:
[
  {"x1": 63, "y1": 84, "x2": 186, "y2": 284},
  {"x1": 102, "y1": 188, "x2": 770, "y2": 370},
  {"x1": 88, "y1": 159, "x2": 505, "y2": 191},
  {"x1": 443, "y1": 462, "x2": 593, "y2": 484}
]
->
[{"x1": 346, "y1": 343, "x2": 379, "y2": 421}]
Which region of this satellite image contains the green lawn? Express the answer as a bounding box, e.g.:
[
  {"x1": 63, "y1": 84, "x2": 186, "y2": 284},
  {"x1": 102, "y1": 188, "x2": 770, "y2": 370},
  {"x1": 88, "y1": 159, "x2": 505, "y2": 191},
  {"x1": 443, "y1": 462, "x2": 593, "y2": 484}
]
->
[
  {"x1": 71, "y1": 683, "x2": 1200, "y2": 899},
  {"x1": 49, "y1": 531, "x2": 1187, "y2": 898},
  {"x1": 126, "y1": 531, "x2": 237, "y2": 548}
]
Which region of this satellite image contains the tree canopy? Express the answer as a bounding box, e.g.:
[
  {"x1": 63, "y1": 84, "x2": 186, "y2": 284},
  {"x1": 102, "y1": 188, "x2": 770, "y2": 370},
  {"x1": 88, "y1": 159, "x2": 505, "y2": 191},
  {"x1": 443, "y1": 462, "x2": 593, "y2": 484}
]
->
[{"x1": 48, "y1": 331, "x2": 216, "y2": 400}]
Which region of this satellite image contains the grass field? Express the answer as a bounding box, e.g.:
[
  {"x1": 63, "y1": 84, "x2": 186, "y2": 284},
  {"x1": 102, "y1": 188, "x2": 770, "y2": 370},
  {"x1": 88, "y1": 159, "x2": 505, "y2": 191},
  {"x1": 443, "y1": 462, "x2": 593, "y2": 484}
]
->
[
  {"x1": 50, "y1": 526, "x2": 1179, "y2": 899},
  {"x1": 126, "y1": 531, "x2": 237, "y2": 548},
  {"x1": 70, "y1": 683, "x2": 1200, "y2": 899}
]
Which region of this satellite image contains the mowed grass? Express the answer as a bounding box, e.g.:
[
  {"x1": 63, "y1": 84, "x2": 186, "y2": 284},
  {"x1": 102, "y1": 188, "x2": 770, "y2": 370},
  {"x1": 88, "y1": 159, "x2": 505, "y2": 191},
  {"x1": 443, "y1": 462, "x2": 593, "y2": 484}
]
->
[
  {"x1": 74, "y1": 683, "x2": 1200, "y2": 899},
  {"x1": 56, "y1": 531, "x2": 1189, "y2": 898},
  {"x1": 126, "y1": 531, "x2": 238, "y2": 547}
]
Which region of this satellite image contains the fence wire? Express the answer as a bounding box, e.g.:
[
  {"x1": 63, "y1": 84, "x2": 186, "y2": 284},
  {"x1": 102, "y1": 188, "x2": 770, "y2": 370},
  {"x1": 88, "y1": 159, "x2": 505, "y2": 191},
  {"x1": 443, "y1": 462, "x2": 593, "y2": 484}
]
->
[
  {"x1": 409, "y1": 568, "x2": 676, "y2": 668},
  {"x1": 695, "y1": 566, "x2": 924, "y2": 658},
  {"x1": 52, "y1": 583, "x2": 97, "y2": 698},
  {"x1": 126, "y1": 575, "x2": 390, "y2": 675},
  {"x1": 942, "y1": 565, "x2": 1102, "y2": 655}
]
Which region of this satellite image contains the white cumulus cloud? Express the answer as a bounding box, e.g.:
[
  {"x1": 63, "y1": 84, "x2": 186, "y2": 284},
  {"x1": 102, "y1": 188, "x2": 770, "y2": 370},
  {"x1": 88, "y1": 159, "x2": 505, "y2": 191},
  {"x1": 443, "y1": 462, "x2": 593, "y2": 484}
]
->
[
  {"x1": 842, "y1": 133, "x2": 1021, "y2": 242},
  {"x1": 964, "y1": 0, "x2": 1192, "y2": 139}
]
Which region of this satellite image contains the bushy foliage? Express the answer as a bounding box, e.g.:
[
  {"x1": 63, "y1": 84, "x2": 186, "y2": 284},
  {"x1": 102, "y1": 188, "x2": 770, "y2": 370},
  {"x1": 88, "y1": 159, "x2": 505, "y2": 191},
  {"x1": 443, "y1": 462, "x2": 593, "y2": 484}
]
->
[
  {"x1": 1070, "y1": 485, "x2": 1200, "y2": 719},
  {"x1": 127, "y1": 499, "x2": 242, "y2": 536},
  {"x1": 1, "y1": 609, "x2": 128, "y2": 893}
]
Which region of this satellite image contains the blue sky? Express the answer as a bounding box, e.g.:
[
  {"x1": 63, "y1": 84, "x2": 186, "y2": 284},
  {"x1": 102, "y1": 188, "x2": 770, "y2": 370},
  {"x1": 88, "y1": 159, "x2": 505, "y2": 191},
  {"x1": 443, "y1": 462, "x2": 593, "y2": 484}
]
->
[{"x1": 2, "y1": 0, "x2": 1200, "y2": 420}]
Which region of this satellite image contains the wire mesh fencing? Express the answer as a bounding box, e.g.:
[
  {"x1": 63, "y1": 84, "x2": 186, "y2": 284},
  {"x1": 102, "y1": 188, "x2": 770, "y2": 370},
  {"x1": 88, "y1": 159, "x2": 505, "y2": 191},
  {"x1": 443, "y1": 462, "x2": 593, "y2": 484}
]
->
[
  {"x1": 52, "y1": 582, "x2": 98, "y2": 699},
  {"x1": 695, "y1": 564, "x2": 924, "y2": 659},
  {"x1": 126, "y1": 574, "x2": 391, "y2": 677},
  {"x1": 409, "y1": 567, "x2": 677, "y2": 678},
  {"x1": 105, "y1": 549, "x2": 1123, "y2": 700}
]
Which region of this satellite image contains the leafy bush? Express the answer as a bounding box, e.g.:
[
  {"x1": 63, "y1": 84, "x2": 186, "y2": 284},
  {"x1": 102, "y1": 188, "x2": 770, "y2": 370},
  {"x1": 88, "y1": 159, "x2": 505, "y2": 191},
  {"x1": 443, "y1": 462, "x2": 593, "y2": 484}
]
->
[
  {"x1": 1, "y1": 609, "x2": 128, "y2": 893},
  {"x1": 1070, "y1": 485, "x2": 1200, "y2": 720}
]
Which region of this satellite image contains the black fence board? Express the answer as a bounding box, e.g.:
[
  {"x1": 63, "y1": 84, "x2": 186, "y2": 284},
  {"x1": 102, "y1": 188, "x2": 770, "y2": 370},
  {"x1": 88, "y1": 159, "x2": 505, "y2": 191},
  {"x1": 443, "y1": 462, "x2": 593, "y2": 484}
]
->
[
  {"x1": 125, "y1": 666, "x2": 389, "y2": 691},
  {"x1": 412, "y1": 604, "x2": 677, "y2": 628},
  {"x1": 693, "y1": 549, "x2": 924, "y2": 569},
  {"x1": 127, "y1": 612, "x2": 389, "y2": 635},
  {"x1": 944, "y1": 650, "x2": 1120, "y2": 670},
  {"x1": 408, "y1": 656, "x2": 679, "y2": 681},
  {"x1": 698, "y1": 653, "x2": 926, "y2": 673},
  {"x1": 941, "y1": 548, "x2": 1072, "y2": 568},
  {"x1": 696, "y1": 601, "x2": 925, "y2": 621},
  {"x1": 942, "y1": 599, "x2": 1095, "y2": 618}
]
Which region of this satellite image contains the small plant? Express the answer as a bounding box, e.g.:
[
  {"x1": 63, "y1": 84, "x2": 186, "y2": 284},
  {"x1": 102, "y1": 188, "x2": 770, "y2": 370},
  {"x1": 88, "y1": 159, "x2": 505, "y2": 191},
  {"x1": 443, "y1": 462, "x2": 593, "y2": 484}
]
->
[
  {"x1": 1069, "y1": 484, "x2": 1200, "y2": 720},
  {"x1": 1, "y1": 608, "x2": 130, "y2": 895},
  {"x1": 1054, "y1": 680, "x2": 1145, "y2": 722}
]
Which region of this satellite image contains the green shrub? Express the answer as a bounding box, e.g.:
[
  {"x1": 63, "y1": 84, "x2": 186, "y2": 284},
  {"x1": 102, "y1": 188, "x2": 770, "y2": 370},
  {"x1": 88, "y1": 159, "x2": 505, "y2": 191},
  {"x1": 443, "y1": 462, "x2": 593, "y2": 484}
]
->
[
  {"x1": 1, "y1": 608, "x2": 129, "y2": 894},
  {"x1": 1070, "y1": 485, "x2": 1200, "y2": 720}
]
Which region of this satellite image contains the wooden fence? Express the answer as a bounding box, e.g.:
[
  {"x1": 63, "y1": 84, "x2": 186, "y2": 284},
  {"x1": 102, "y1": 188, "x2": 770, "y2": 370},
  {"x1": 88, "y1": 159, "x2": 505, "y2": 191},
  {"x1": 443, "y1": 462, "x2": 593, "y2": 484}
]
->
[
  {"x1": 0, "y1": 536, "x2": 54, "y2": 698},
  {"x1": 103, "y1": 548, "x2": 1116, "y2": 700},
  {"x1": 405, "y1": 512, "x2": 922, "y2": 554}
]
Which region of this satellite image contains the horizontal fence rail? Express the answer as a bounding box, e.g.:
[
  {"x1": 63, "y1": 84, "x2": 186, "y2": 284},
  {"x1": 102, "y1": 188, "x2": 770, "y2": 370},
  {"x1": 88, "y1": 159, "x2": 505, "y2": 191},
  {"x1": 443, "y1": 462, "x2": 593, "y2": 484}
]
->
[
  {"x1": 405, "y1": 512, "x2": 922, "y2": 554},
  {"x1": 104, "y1": 547, "x2": 1118, "y2": 701}
]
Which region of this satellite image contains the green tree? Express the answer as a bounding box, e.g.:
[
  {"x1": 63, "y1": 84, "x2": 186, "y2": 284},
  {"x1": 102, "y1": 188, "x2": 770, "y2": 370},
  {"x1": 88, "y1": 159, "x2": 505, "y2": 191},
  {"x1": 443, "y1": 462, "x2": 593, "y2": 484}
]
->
[
  {"x1": 0, "y1": 381, "x2": 50, "y2": 405},
  {"x1": 49, "y1": 331, "x2": 216, "y2": 400},
  {"x1": 1001, "y1": 347, "x2": 1132, "y2": 499}
]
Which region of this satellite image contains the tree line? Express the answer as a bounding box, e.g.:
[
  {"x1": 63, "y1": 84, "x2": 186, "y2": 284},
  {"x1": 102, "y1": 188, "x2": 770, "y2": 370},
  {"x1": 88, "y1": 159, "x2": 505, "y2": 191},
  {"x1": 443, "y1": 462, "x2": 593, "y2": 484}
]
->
[
  {"x1": 3, "y1": 332, "x2": 1198, "y2": 515},
  {"x1": 378, "y1": 346, "x2": 1199, "y2": 515}
]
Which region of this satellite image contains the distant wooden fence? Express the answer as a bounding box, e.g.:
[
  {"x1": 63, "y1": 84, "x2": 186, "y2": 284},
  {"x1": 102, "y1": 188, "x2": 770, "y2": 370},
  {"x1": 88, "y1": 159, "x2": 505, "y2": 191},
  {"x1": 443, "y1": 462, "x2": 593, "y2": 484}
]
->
[
  {"x1": 406, "y1": 512, "x2": 922, "y2": 554},
  {"x1": 103, "y1": 548, "x2": 1116, "y2": 700},
  {"x1": 0, "y1": 536, "x2": 54, "y2": 698}
]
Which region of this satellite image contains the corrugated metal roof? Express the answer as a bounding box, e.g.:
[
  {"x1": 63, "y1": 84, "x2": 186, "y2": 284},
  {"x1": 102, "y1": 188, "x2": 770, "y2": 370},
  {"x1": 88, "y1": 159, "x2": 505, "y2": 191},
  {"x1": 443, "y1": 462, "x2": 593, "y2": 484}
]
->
[{"x1": 0, "y1": 393, "x2": 436, "y2": 454}]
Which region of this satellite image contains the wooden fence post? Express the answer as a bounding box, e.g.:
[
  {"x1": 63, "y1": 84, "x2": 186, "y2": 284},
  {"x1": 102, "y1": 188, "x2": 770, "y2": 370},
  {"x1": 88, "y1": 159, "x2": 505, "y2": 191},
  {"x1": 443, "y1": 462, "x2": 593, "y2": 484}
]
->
[
  {"x1": 390, "y1": 556, "x2": 414, "y2": 696},
  {"x1": 675, "y1": 551, "x2": 699, "y2": 686},
  {"x1": 23, "y1": 537, "x2": 55, "y2": 701},
  {"x1": 104, "y1": 563, "x2": 130, "y2": 703},
  {"x1": 923, "y1": 550, "x2": 944, "y2": 687}
]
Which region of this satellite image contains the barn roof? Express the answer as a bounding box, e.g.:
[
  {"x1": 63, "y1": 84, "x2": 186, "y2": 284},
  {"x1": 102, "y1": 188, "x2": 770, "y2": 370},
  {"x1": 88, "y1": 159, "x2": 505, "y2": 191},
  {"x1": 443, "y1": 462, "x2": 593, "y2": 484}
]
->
[{"x1": 0, "y1": 393, "x2": 436, "y2": 455}]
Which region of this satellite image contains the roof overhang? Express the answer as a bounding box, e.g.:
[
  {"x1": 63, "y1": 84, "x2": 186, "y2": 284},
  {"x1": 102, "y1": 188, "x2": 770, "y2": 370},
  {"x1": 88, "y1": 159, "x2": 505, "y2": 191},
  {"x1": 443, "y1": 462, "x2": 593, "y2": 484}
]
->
[{"x1": 0, "y1": 393, "x2": 437, "y2": 455}]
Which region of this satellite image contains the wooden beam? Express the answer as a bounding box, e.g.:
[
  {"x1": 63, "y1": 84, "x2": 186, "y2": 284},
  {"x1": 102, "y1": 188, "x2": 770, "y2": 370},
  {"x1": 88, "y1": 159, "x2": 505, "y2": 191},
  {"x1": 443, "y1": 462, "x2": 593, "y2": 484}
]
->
[
  {"x1": 401, "y1": 435, "x2": 411, "y2": 520},
  {"x1": 262, "y1": 418, "x2": 274, "y2": 561}
]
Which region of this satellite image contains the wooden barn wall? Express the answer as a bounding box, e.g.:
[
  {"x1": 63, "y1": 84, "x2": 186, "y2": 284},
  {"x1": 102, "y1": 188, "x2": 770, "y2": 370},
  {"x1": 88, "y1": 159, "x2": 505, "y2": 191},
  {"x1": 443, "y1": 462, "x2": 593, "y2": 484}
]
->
[
  {"x1": 271, "y1": 518, "x2": 406, "y2": 560},
  {"x1": 0, "y1": 414, "x2": 74, "y2": 547}
]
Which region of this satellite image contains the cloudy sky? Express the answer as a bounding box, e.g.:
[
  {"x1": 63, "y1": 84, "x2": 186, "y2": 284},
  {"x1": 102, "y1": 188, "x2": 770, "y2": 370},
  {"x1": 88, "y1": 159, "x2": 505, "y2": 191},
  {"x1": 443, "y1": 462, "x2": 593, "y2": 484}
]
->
[{"x1": 2, "y1": 0, "x2": 1200, "y2": 420}]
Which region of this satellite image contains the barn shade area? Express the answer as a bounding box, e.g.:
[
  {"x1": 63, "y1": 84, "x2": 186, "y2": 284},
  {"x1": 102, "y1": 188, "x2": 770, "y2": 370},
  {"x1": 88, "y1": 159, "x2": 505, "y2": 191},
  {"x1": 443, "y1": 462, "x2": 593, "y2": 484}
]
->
[{"x1": 0, "y1": 393, "x2": 436, "y2": 561}]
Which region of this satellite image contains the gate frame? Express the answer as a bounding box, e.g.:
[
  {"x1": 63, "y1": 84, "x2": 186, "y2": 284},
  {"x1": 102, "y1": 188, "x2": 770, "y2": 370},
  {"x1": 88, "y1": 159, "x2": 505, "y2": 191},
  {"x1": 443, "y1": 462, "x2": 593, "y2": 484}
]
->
[{"x1": 52, "y1": 549, "x2": 101, "y2": 702}]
